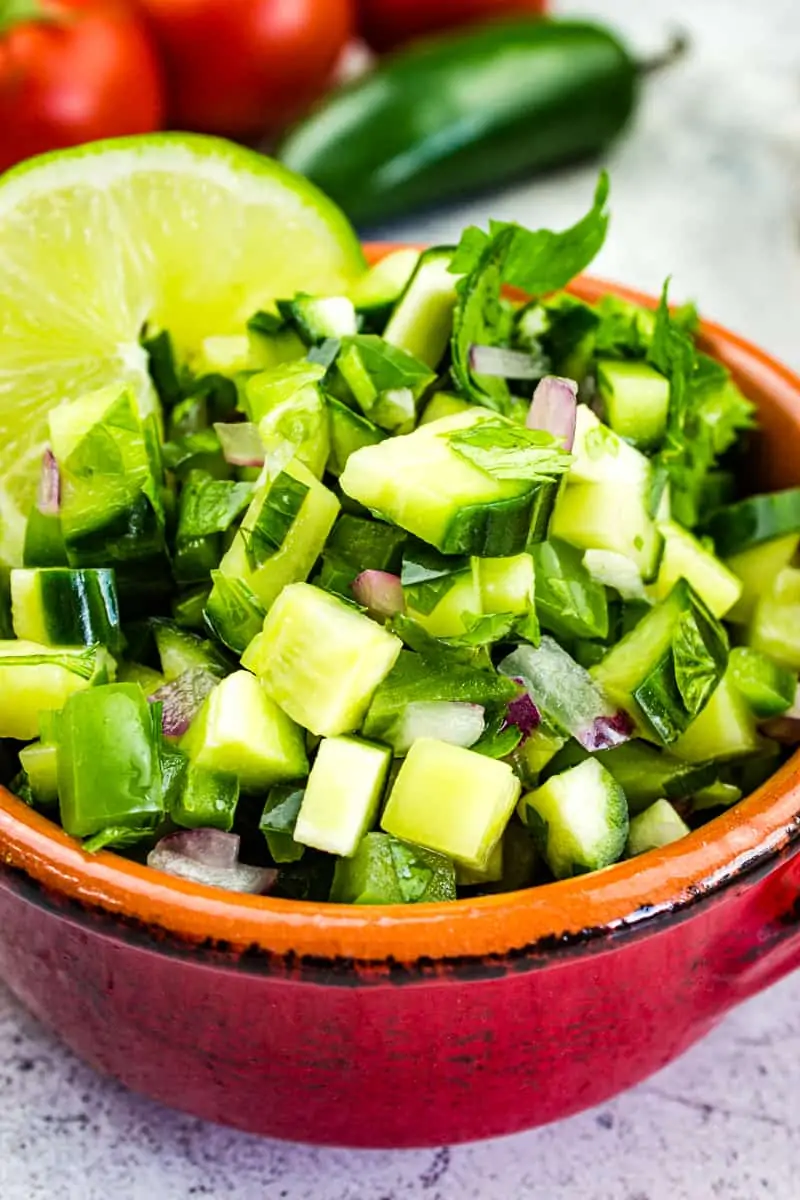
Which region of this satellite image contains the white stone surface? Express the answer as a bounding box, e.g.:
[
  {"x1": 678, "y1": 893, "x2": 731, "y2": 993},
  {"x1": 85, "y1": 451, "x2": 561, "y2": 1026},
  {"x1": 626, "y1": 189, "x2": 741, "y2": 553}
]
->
[{"x1": 2, "y1": 1, "x2": 800, "y2": 1195}]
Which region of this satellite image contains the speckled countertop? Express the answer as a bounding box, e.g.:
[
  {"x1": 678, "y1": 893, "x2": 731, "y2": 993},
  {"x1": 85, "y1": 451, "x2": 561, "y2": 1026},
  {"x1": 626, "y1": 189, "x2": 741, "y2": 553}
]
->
[{"x1": 2, "y1": 1, "x2": 800, "y2": 1196}]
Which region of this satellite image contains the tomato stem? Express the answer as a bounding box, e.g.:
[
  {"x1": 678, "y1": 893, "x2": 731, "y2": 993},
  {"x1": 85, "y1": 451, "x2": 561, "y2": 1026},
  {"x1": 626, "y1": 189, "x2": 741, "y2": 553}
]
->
[{"x1": 0, "y1": 0, "x2": 53, "y2": 35}]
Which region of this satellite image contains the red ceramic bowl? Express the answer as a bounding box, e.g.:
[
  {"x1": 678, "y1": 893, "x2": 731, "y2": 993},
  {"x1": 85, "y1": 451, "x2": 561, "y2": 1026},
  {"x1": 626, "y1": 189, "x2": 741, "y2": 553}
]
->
[{"x1": 1, "y1": 255, "x2": 800, "y2": 1149}]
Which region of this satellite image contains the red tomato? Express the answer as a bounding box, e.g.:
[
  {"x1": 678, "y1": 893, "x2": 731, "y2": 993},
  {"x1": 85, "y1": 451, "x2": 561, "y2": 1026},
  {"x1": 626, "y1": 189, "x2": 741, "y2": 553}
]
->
[
  {"x1": 0, "y1": 0, "x2": 165, "y2": 174},
  {"x1": 358, "y1": 0, "x2": 548, "y2": 53},
  {"x1": 138, "y1": 0, "x2": 354, "y2": 140}
]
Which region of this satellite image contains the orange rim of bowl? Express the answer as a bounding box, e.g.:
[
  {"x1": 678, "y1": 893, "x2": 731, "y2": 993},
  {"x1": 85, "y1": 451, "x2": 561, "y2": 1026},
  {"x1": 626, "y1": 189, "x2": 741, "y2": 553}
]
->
[{"x1": 1, "y1": 249, "x2": 800, "y2": 964}]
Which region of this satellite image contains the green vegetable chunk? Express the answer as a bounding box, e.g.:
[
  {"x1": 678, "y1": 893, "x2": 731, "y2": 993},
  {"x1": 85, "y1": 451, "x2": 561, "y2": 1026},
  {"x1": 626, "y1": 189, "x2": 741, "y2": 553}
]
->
[
  {"x1": 329, "y1": 832, "x2": 456, "y2": 905},
  {"x1": 259, "y1": 786, "x2": 306, "y2": 863},
  {"x1": 172, "y1": 764, "x2": 240, "y2": 832},
  {"x1": 381, "y1": 738, "x2": 520, "y2": 869},
  {"x1": 10, "y1": 567, "x2": 122, "y2": 653},
  {"x1": 521, "y1": 757, "x2": 628, "y2": 879},
  {"x1": 245, "y1": 583, "x2": 402, "y2": 737},
  {"x1": 729, "y1": 646, "x2": 796, "y2": 718},
  {"x1": 626, "y1": 799, "x2": 690, "y2": 857},
  {"x1": 0, "y1": 641, "x2": 112, "y2": 740},
  {"x1": 56, "y1": 684, "x2": 163, "y2": 839},
  {"x1": 294, "y1": 736, "x2": 391, "y2": 857}
]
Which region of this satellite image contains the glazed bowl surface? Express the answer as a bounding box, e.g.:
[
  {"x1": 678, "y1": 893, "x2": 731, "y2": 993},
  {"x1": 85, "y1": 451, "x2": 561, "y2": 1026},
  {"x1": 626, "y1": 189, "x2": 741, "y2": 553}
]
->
[{"x1": 1, "y1": 258, "x2": 799, "y2": 1147}]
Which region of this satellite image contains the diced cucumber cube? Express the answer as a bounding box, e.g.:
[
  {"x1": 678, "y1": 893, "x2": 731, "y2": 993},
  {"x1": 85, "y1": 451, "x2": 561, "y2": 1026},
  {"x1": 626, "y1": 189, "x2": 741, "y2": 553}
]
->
[
  {"x1": 251, "y1": 372, "x2": 330, "y2": 479},
  {"x1": 277, "y1": 295, "x2": 358, "y2": 345},
  {"x1": 326, "y1": 395, "x2": 386, "y2": 476},
  {"x1": 294, "y1": 736, "x2": 391, "y2": 857},
  {"x1": 172, "y1": 764, "x2": 240, "y2": 832},
  {"x1": 626, "y1": 799, "x2": 690, "y2": 858},
  {"x1": 596, "y1": 359, "x2": 670, "y2": 449},
  {"x1": 511, "y1": 724, "x2": 566, "y2": 788},
  {"x1": 329, "y1": 832, "x2": 456, "y2": 905},
  {"x1": 551, "y1": 478, "x2": 663, "y2": 581},
  {"x1": 382, "y1": 247, "x2": 458, "y2": 369},
  {"x1": 242, "y1": 361, "x2": 326, "y2": 422},
  {"x1": 116, "y1": 661, "x2": 166, "y2": 694},
  {"x1": 0, "y1": 640, "x2": 111, "y2": 740},
  {"x1": 349, "y1": 248, "x2": 420, "y2": 319},
  {"x1": 381, "y1": 738, "x2": 520, "y2": 870},
  {"x1": 194, "y1": 335, "x2": 251, "y2": 376},
  {"x1": 19, "y1": 740, "x2": 59, "y2": 805},
  {"x1": 182, "y1": 670, "x2": 308, "y2": 791},
  {"x1": 247, "y1": 583, "x2": 402, "y2": 737},
  {"x1": 672, "y1": 672, "x2": 761, "y2": 763},
  {"x1": 692, "y1": 780, "x2": 743, "y2": 812},
  {"x1": 153, "y1": 621, "x2": 229, "y2": 683},
  {"x1": 725, "y1": 534, "x2": 799, "y2": 625},
  {"x1": 204, "y1": 571, "x2": 265, "y2": 656},
  {"x1": 476, "y1": 553, "x2": 535, "y2": 616},
  {"x1": 569, "y1": 406, "x2": 650, "y2": 487},
  {"x1": 217, "y1": 459, "x2": 340, "y2": 611},
  {"x1": 48, "y1": 384, "x2": 133, "y2": 462},
  {"x1": 10, "y1": 567, "x2": 122, "y2": 652},
  {"x1": 341, "y1": 410, "x2": 564, "y2": 557},
  {"x1": 419, "y1": 392, "x2": 474, "y2": 426},
  {"x1": 406, "y1": 570, "x2": 482, "y2": 637},
  {"x1": 582, "y1": 549, "x2": 647, "y2": 603},
  {"x1": 520, "y1": 757, "x2": 628, "y2": 880},
  {"x1": 748, "y1": 566, "x2": 800, "y2": 670},
  {"x1": 23, "y1": 508, "x2": 68, "y2": 568},
  {"x1": 592, "y1": 580, "x2": 729, "y2": 745},
  {"x1": 649, "y1": 521, "x2": 742, "y2": 618},
  {"x1": 729, "y1": 646, "x2": 796, "y2": 717},
  {"x1": 57, "y1": 684, "x2": 163, "y2": 839}
]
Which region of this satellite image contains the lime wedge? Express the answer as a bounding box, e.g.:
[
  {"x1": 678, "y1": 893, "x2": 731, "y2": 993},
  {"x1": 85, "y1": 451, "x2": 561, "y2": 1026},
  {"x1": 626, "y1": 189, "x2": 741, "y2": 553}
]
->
[{"x1": 0, "y1": 133, "x2": 366, "y2": 564}]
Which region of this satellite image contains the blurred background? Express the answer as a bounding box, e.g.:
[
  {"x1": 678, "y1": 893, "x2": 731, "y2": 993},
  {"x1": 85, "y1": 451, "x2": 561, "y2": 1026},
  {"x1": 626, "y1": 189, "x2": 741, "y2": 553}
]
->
[{"x1": 3, "y1": 0, "x2": 798, "y2": 366}]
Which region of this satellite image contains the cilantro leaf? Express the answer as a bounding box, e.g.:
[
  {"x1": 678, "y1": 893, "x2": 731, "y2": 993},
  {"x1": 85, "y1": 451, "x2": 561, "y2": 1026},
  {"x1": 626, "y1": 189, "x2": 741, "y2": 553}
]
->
[
  {"x1": 447, "y1": 421, "x2": 570, "y2": 482},
  {"x1": 401, "y1": 540, "x2": 470, "y2": 616},
  {"x1": 177, "y1": 471, "x2": 253, "y2": 542}
]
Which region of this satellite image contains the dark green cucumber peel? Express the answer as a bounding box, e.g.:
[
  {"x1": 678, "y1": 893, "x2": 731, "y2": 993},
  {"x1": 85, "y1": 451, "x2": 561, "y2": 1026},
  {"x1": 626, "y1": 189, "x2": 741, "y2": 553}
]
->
[{"x1": 704, "y1": 489, "x2": 800, "y2": 558}]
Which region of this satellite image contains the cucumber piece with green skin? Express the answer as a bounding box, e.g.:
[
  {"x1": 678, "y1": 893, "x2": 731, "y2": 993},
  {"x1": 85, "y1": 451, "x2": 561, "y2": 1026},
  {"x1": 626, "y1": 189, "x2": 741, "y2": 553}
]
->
[
  {"x1": 406, "y1": 570, "x2": 481, "y2": 638},
  {"x1": 172, "y1": 585, "x2": 211, "y2": 630},
  {"x1": 0, "y1": 565, "x2": 12, "y2": 639},
  {"x1": 520, "y1": 757, "x2": 628, "y2": 880},
  {"x1": 294, "y1": 735, "x2": 391, "y2": 857},
  {"x1": 182, "y1": 670, "x2": 308, "y2": 792},
  {"x1": 626, "y1": 799, "x2": 690, "y2": 857},
  {"x1": 0, "y1": 641, "x2": 112, "y2": 741},
  {"x1": 333, "y1": 335, "x2": 437, "y2": 427},
  {"x1": 705, "y1": 489, "x2": 800, "y2": 558},
  {"x1": 592, "y1": 579, "x2": 729, "y2": 746},
  {"x1": 551, "y1": 478, "x2": 664, "y2": 581},
  {"x1": 672, "y1": 671, "x2": 761, "y2": 763},
  {"x1": 153, "y1": 621, "x2": 230, "y2": 683},
  {"x1": 116, "y1": 661, "x2": 166, "y2": 695},
  {"x1": 325, "y1": 514, "x2": 407, "y2": 576},
  {"x1": 748, "y1": 566, "x2": 800, "y2": 670},
  {"x1": 362, "y1": 649, "x2": 519, "y2": 745},
  {"x1": 729, "y1": 646, "x2": 796, "y2": 717},
  {"x1": 246, "y1": 312, "x2": 307, "y2": 371},
  {"x1": 18, "y1": 740, "x2": 59, "y2": 805},
  {"x1": 596, "y1": 359, "x2": 670, "y2": 449},
  {"x1": 172, "y1": 763, "x2": 240, "y2": 832},
  {"x1": 691, "y1": 780, "x2": 742, "y2": 812},
  {"x1": 725, "y1": 534, "x2": 799, "y2": 625},
  {"x1": 217, "y1": 460, "x2": 340, "y2": 612},
  {"x1": 476, "y1": 553, "x2": 535, "y2": 617},
  {"x1": 381, "y1": 737, "x2": 520, "y2": 870},
  {"x1": 569, "y1": 406, "x2": 650, "y2": 487},
  {"x1": 419, "y1": 392, "x2": 475, "y2": 426},
  {"x1": 241, "y1": 360, "x2": 326, "y2": 422},
  {"x1": 544, "y1": 738, "x2": 717, "y2": 815},
  {"x1": 276, "y1": 295, "x2": 358, "y2": 346},
  {"x1": 511, "y1": 724, "x2": 567, "y2": 788},
  {"x1": 329, "y1": 832, "x2": 456, "y2": 905},
  {"x1": 56, "y1": 684, "x2": 163, "y2": 839},
  {"x1": 173, "y1": 470, "x2": 254, "y2": 585},
  {"x1": 10, "y1": 567, "x2": 122, "y2": 653},
  {"x1": 382, "y1": 247, "x2": 458, "y2": 369},
  {"x1": 341, "y1": 410, "x2": 566, "y2": 557},
  {"x1": 253, "y1": 380, "x2": 330, "y2": 481},
  {"x1": 23, "y1": 509, "x2": 68, "y2": 568},
  {"x1": 259, "y1": 785, "x2": 305, "y2": 863},
  {"x1": 203, "y1": 571, "x2": 265, "y2": 656},
  {"x1": 349, "y1": 249, "x2": 420, "y2": 331},
  {"x1": 326, "y1": 395, "x2": 386, "y2": 476},
  {"x1": 648, "y1": 520, "x2": 743, "y2": 618},
  {"x1": 532, "y1": 539, "x2": 608, "y2": 641},
  {"x1": 246, "y1": 583, "x2": 402, "y2": 737}
]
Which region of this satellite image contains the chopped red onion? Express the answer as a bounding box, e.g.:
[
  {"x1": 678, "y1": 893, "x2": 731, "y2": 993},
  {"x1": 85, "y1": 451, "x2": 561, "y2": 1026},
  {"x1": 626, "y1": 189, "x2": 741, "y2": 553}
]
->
[
  {"x1": 157, "y1": 828, "x2": 241, "y2": 869},
  {"x1": 760, "y1": 716, "x2": 800, "y2": 745},
  {"x1": 352, "y1": 570, "x2": 405, "y2": 620},
  {"x1": 526, "y1": 376, "x2": 578, "y2": 450},
  {"x1": 499, "y1": 639, "x2": 633, "y2": 753},
  {"x1": 469, "y1": 344, "x2": 543, "y2": 380},
  {"x1": 36, "y1": 448, "x2": 61, "y2": 516},
  {"x1": 503, "y1": 691, "x2": 541, "y2": 739},
  {"x1": 149, "y1": 667, "x2": 219, "y2": 738},
  {"x1": 147, "y1": 841, "x2": 277, "y2": 894},
  {"x1": 214, "y1": 422, "x2": 265, "y2": 467},
  {"x1": 391, "y1": 701, "x2": 485, "y2": 756}
]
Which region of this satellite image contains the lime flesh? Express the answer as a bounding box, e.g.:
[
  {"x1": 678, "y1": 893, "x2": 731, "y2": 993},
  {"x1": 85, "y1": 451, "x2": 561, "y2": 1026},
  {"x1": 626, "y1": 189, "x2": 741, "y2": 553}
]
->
[{"x1": 0, "y1": 134, "x2": 365, "y2": 563}]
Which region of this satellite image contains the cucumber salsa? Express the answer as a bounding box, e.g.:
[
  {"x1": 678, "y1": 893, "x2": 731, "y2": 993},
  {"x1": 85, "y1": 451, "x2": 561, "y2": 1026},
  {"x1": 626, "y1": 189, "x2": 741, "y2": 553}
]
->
[{"x1": 2, "y1": 169, "x2": 799, "y2": 904}]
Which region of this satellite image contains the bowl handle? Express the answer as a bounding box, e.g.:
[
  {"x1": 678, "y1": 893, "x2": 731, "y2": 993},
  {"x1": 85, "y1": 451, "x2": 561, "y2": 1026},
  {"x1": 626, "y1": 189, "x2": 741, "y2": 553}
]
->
[{"x1": 713, "y1": 847, "x2": 800, "y2": 1003}]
